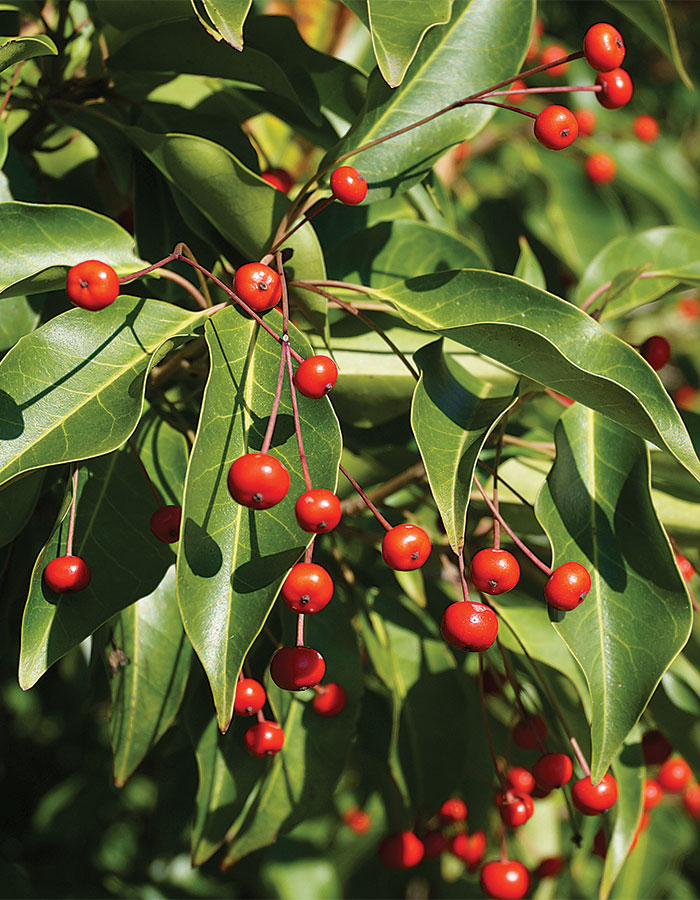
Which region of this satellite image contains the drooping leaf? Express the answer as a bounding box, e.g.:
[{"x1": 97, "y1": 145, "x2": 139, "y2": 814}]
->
[
  {"x1": 0, "y1": 294, "x2": 40, "y2": 351},
  {"x1": 0, "y1": 468, "x2": 44, "y2": 549},
  {"x1": 0, "y1": 33, "x2": 57, "y2": 74},
  {"x1": 535, "y1": 405, "x2": 692, "y2": 779},
  {"x1": 601, "y1": 739, "x2": 645, "y2": 900},
  {"x1": 191, "y1": 0, "x2": 252, "y2": 50},
  {"x1": 513, "y1": 235, "x2": 545, "y2": 290}
]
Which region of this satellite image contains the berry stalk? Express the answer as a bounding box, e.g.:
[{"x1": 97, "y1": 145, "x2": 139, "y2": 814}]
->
[
  {"x1": 65, "y1": 464, "x2": 80, "y2": 556},
  {"x1": 478, "y1": 654, "x2": 509, "y2": 793},
  {"x1": 338, "y1": 464, "x2": 393, "y2": 531}
]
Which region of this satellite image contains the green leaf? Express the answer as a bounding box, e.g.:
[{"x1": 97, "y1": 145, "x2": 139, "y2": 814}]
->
[
  {"x1": 513, "y1": 235, "x2": 545, "y2": 290},
  {"x1": 535, "y1": 406, "x2": 692, "y2": 780},
  {"x1": 369, "y1": 269, "x2": 700, "y2": 484},
  {"x1": 0, "y1": 33, "x2": 57, "y2": 74},
  {"x1": 411, "y1": 339, "x2": 517, "y2": 552},
  {"x1": 601, "y1": 740, "x2": 644, "y2": 900},
  {"x1": 0, "y1": 202, "x2": 145, "y2": 300},
  {"x1": 191, "y1": 0, "x2": 252, "y2": 50},
  {"x1": 0, "y1": 297, "x2": 204, "y2": 489},
  {"x1": 0, "y1": 468, "x2": 44, "y2": 549},
  {"x1": 176, "y1": 307, "x2": 342, "y2": 731},
  {"x1": 649, "y1": 681, "x2": 700, "y2": 776},
  {"x1": 0, "y1": 119, "x2": 7, "y2": 168},
  {"x1": 329, "y1": 0, "x2": 533, "y2": 201},
  {"x1": 0, "y1": 294, "x2": 40, "y2": 352},
  {"x1": 366, "y1": 0, "x2": 452, "y2": 88}
]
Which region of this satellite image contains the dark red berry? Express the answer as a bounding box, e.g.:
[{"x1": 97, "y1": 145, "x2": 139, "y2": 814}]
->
[
  {"x1": 541, "y1": 44, "x2": 569, "y2": 77},
  {"x1": 575, "y1": 108, "x2": 597, "y2": 136},
  {"x1": 423, "y1": 830, "x2": 449, "y2": 858},
  {"x1": 634, "y1": 115, "x2": 659, "y2": 143},
  {"x1": 571, "y1": 773, "x2": 618, "y2": 814},
  {"x1": 244, "y1": 720, "x2": 284, "y2": 757},
  {"x1": 439, "y1": 797, "x2": 468, "y2": 824},
  {"x1": 330, "y1": 165, "x2": 368, "y2": 205},
  {"x1": 640, "y1": 335, "x2": 671, "y2": 370},
  {"x1": 378, "y1": 831, "x2": 424, "y2": 868},
  {"x1": 294, "y1": 356, "x2": 339, "y2": 399},
  {"x1": 532, "y1": 752, "x2": 573, "y2": 788},
  {"x1": 440, "y1": 601, "x2": 498, "y2": 652},
  {"x1": 534, "y1": 105, "x2": 579, "y2": 150},
  {"x1": 496, "y1": 791, "x2": 534, "y2": 827},
  {"x1": 382, "y1": 523, "x2": 432, "y2": 571},
  {"x1": 43, "y1": 555, "x2": 91, "y2": 593},
  {"x1": 642, "y1": 729, "x2": 672, "y2": 766},
  {"x1": 149, "y1": 505, "x2": 182, "y2": 543},
  {"x1": 281, "y1": 562, "x2": 334, "y2": 614},
  {"x1": 312, "y1": 682, "x2": 347, "y2": 716},
  {"x1": 470, "y1": 548, "x2": 520, "y2": 595},
  {"x1": 233, "y1": 262, "x2": 282, "y2": 312},
  {"x1": 683, "y1": 783, "x2": 700, "y2": 818},
  {"x1": 294, "y1": 488, "x2": 342, "y2": 533},
  {"x1": 344, "y1": 808, "x2": 371, "y2": 833},
  {"x1": 270, "y1": 645, "x2": 326, "y2": 691},
  {"x1": 66, "y1": 260, "x2": 120, "y2": 311},
  {"x1": 534, "y1": 857, "x2": 565, "y2": 879},
  {"x1": 658, "y1": 756, "x2": 692, "y2": 793},
  {"x1": 595, "y1": 68, "x2": 633, "y2": 109},
  {"x1": 512, "y1": 715, "x2": 548, "y2": 751},
  {"x1": 227, "y1": 453, "x2": 290, "y2": 509},
  {"x1": 450, "y1": 831, "x2": 486, "y2": 870},
  {"x1": 583, "y1": 23, "x2": 625, "y2": 72},
  {"x1": 585, "y1": 152, "x2": 617, "y2": 185},
  {"x1": 506, "y1": 767, "x2": 536, "y2": 795},
  {"x1": 643, "y1": 778, "x2": 663, "y2": 811},
  {"x1": 544, "y1": 562, "x2": 591, "y2": 611},
  {"x1": 593, "y1": 828, "x2": 607, "y2": 858},
  {"x1": 480, "y1": 859, "x2": 530, "y2": 900},
  {"x1": 234, "y1": 677, "x2": 266, "y2": 716},
  {"x1": 261, "y1": 167, "x2": 293, "y2": 193}
]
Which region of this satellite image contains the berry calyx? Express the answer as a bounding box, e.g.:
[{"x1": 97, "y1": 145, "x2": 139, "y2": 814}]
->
[
  {"x1": 512, "y1": 715, "x2": 548, "y2": 751},
  {"x1": 344, "y1": 808, "x2": 371, "y2": 833},
  {"x1": 544, "y1": 562, "x2": 592, "y2": 611},
  {"x1": 293, "y1": 355, "x2": 339, "y2": 399},
  {"x1": 234, "y1": 677, "x2": 266, "y2": 716},
  {"x1": 634, "y1": 114, "x2": 659, "y2": 143},
  {"x1": 643, "y1": 778, "x2": 663, "y2": 811},
  {"x1": 583, "y1": 23, "x2": 625, "y2": 72},
  {"x1": 480, "y1": 859, "x2": 530, "y2": 900},
  {"x1": 642, "y1": 729, "x2": 672, "y2": 766},
  {"x1": 440, "y1": 601, "x2": 498, "y2": 652},
  {"x1": 381, "y1": 523, "x2": 432, "y2": 571},
  {"x1": 149, "y1": 505, "x2": 182, "y2": 543},
  {"x1": 261, "y1": 167, "x2": 293, "y2": 193},
  {"x1": 227, "y1": 453, "x2": 290, "y2": 509},
  {"x1": 270, "y1": 645, "x2": 326, "y2": 691},
  {"x1": 595, "y1": 68, "x2": 633, "y2": 109},
  {"x1": 330, "y1": 165, "x2": 368, "y2": 205},
  {"x1": 585, "y1": 152, "x2": 617, "y2": 185},
  {"x1": 571, "y1": 773, "x2": 618, "y2": 814},
  {"x1": 43, "y1": 555, "x2": 91, "y2": 593},
  {"x1": 439, "y1": 797, "x2": 468, "y2": 824},
  {"x1": 496, "y1": 791, "x2": 534, "y2": 827},
  {"x1": 470, "y1": 548, "x2": 520, "y2": 595},
  {"x1": 294, "y1": 488, "x2": 342, "y2": 533},
  {"x1": 244, "y1": 720, "x2": 284, "y2": 757},
  {"x1": 450, "y1": 831, "x2": 486, "y2": 870},
  {"x1": 640, "y1": 335, "x2": 671, "y2": 370},
  {"x1": 575, "y1": 108, "x2": 597, "y2": 136},
  {"x1": 541, "y1": 44, "x2": 570, "y2": 77},
  {"x1": 233, "y1": 262, "x2": 282, "y2": 312},
  {"x1": 657, "y1": 756, "x2": 692, "y2": 793},
  {"x1": 281, "y1": 562, "x2": 334, "y2": 614},
  {"x1": 683, "y1": 783, "x2": 700, "y2": 818},
  {"x1": 506, "y1": 767, "x2": 536, "y2": 795},
  {"x1": 312, "y1": 682, "x2": 347, "y2": 717},
  {"x1": 534, "y1": 857, "x2": 565, "y2": 880},
  {"x1": 66, "y1": 260, "x2": 120, "y2": 311},
  {"x1": 532, "y1": 752, "x2": 573, "y2": 788},
  {"x1": 534, "y1": 105, "x2": 579, "y2": 151},
  {"x1": 377, "y1": 831, "x2": 425, "y2": 868},
  {"x1": 423, "y1": 830, "x2": 449, "y2": 858}
]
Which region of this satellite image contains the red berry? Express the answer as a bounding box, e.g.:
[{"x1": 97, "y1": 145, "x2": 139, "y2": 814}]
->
[
  {"x1": 534, "y1": 857, "x2": 565, "y2": 880},
  {"x1": 634, "y1": 114, "x2": 659, "y2": 143},
  {"x1": 534, "y1": 105, "x2": 579, "y2": 151},
  {"x1": 281, "y1": 562, "x2": 334, "y2": 614},
  {"x1": 270, "y1": 645, "x2": 326, "y2": 691},
  {"x1": 294, "y1": 488, "x2": 342, "y2": 533},
  {"x1": 683, "y1": 783, "x2": 700, "y2": 818},
  {"x1": 585, "y1": 152, "x2": 617, "y2": 185},
  {"x1": 532, "y1": 783, "x2": 552, "y2": 799},
  {"x1": 66, "y1": 260, "x2": 120, "y2": 311},
  {"x1": 439, "y1": 797, "x2": 468, "y2": 824},
  {"x1": 596, "y1": 68, "x2": 633, "y2": 109},
  {"x1": 675, "y1": 552, "x2": 695, "y2": 583},
  {"x1": 583, "y1": 23, "x2": 625, "y2": 72},
  {"x1": 677, "y1": 296, "x2": 700, "y2": 320},
  {"x1": 244, "y1": 720, "x2": 284, "y2": 757},
  {"x1": 261, "y1": 167, "x2": 293, "y2": 193},
  {"x1": 450, "y1": 831, "x2": 486, "y2": 870},
  {"x1": 43, "y1": 555, "x2": 91, "y2": 593},
  {"x1": 233, "y1": 262, "x2": 282, "y2": 312},
  {"x1": 496, "y1": 792, "x2": 534, "y2": 827},
  {"x1": 544, "y1": 562, "x2": 592, "y2": 611},
  {"x1": 532, "y1": 752, "x2": 573, "y2": 788},
  {"x1": 571, "y1": 773, "x2": 618, "y2": 815},
  {"x1": 643, "y1": 778, "x2": 663, "y2": 811},
  {"x1": 378, "y1": 831, "x2": 424, "y2": 868},
  {"x1": 440, "y1": 601, "x2": 498, "y2": 652},
  {"x1": 234, "y1": 677, "x2": 266, "y2": 716},
  {"x1": 525, "y1": 18, "x2": 544, "y2": 63},
  {"x1": 674, "y1": 385, "x2": 698, "y2": 411},
  {"x1": 312, "y1": 682, "x2": 347, "y2": 717},
  {"x1": 642, "y1": 730, "x2": 672, "y2": 766},
  {"x1": 506, "y1": 767, "x2": 536, "y2": 795},
  {"x1": 480, "y1": 860, "x2": 530, "y2": 900},
  {"x1": 470, "y1": 548, "x2": 520, "y2": 595},
  {"x1": 294, "y1": 356, "x2": 339, "y2": 399},
  {"x1": 640, "y1": 335, "x2": 671, "y2": 370},
  {"x1": 657, "y1": 756, "x2": 692, "y2": 793},
  {"x1": 423, "y1": 830, "x2": 449, "y2": 858},
  {"x1": 228, "y1": 453, "x2": 290, "y2": 509},
  {"x1": 382, "y1": 523, "x2": 432, "y2": 571},
  {"x1": 512, "y1": 715, "x2": 548, "y2": 751},
  {"x1": 330, "y1": 165, "x2": 368, "y2": 205},
  {"x1": 575, "y1": 108, "x2": 597, "y2": 136},
  {"x1": 344, "y1": 808, "x2": 371, "y2": 833},
  {"x1": 149, "y1": 505, "x2": 182, "y2": 543},
  {"x1": 593, "y1": 828, "x2": 607, "y2": 858},
  {"x1": 508, "y1": 79, "x2": 528, "y2": 103},
  {"x1": 541, "y1": 44, "x2": 570, "y2": 77}
]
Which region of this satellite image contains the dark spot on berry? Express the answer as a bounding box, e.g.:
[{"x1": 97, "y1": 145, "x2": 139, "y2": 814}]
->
[
  {"x1": 561, "y1": 127, "x2": 570, "y2": 137},
  {"x1": 281, "y1": 247, "x2": 294, "y2": 263},
  {"x1": 488, "y1": 578, "x2": 498, "y2": 588},
  {"x1": 253, "y1": 492, "x2": 263, "y2": 503},
  {"x1": 245, "y1": 706, "x2": 253, "y2": 713},
  {"x1": 579, "y1": 593, "x2": 587, "y2": 603},
  {"x1": 324, "y1": 383, "x2": 332, "y2": 393},
  {"x1": 266, "y1": 749, "x2": 274, "y2": 755},
  {"x1": 258, "y1": 282, "x2": 268, "y2": 291},
  {"x1": 411, "y1": 551, "x2": 419, "y2": 559},
  {"x1": 300, "y1": 595, "x2": 310, "y2": 605},
  {"x1": 616, "y1": 38, "x2": 622, "y2": 48},
  {"x1": 80, "y1": 279, "x2": 89, "y2": 288},
  {"x1": 318, "y1": 521, "x2": 327, "y2": 529},
  {"x1": 170, "y1": 529, "x2": 177, "y2": 538}
]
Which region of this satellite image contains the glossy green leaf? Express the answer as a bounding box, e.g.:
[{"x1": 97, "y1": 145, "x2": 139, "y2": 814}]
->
[
  {"x1": 513, "y1": 235, "x2": 545, "y2": 290},
  {"x1": 411, "y1": 339, "x2": 517, "y2": 552},
  {"x1": 366, "y1": 0, "x2": 452, "y2": 88},
  {"x1": 535, "y1": 406, "x2": 692, "y2": 780},
  {"x1": 177, "y1": 306, "x2": 342, "y2": 731},
  {"x1": 0, "y1": 297, "x2": 204, "y2": 489},
  {"x1": 0, "y1": 202, "x2": 145, "y2": 300},
  {"x1": 0, "y1": 33, "x2": 56, "y2": 74},
  {"x1": 0, "y1": 294, "x2": 40, "y2": 352},
  {"x1": 330, "y1": 0, "x2": 533, "y2": 201},
  {"x1": 601, "y1": 740, "x2": 644, "y2": 900},
  {"x1": 0, "y1": 120, "x2": 7, "y2": 169},
  {"x1": 370, "y1": 269, "x2": 700, "y2": 484},
  {"x1": 0, "y1": 468, "x2": 44, "y2": 549},
  {"x1": 191, "y1": 0, "x2": 252, "y2": 50}
]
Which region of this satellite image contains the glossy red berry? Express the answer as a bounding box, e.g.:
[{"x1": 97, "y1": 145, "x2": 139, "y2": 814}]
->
[
  {"x1": 450, "y1": 831, "x2": 486, "y2": 870},
  {"x1": 149, "y1": 505, "x2": 182, "y2": 543},
  {"x1": 596, "y1": 68, "x2": 633, "y2": 109},
  {"x1": 506, "y1": 767, "x2": 536, "y2": 795},
  {"x1": 294, "y1": 488, "x2": 341, "y2": 533},
  {"x1": 585, "y1": 152, "x2": 617, "y2": 185},
  {"x1": 440, "y1": 601, "x2": 498, "y2": 652},
  {"x1": 496, "y1": 791, "x2": 534, "y2": 827},
  {"x1": 294, "y1": 356, "x2": 339, "y2": 399},
  {"x1": 675, "y1": 552, "x2": 695, "y2": 582},
  {"x1": 43, "y1": 555, "x2": 91, "y2": 593},
  {"x1": 571, "y1": 773, "x2": 618, "y2": 814},
  {"x1": 244, "y1": 720, "x2": 284, "y2": 757},
  {"x1": 312, "y1": 682, "x2": 347, "y2": 717},
  {"x1": 378, "y1": 831, "x2": 424, "y2": 868},
  {"x1": 423, "y1": 830, "x2": 449, "y2": 858},
  {"x1": 634, "y1": 114, "x2": 659, "y2": 143},
  {"x1": 344, "y1": 808, "x2": 371, "y2": 833},
  {"x1": 541, "y1": 44, "x2": 570, "y2": 77},
  {"x1": 471, "y1": 548, "x2": 520, "y2": 595},
  {"x1": 575, "y1": 108, "x2": 597, "y2": 136},
  {"x1": 534, "y1": 105, "x2": 579, "y2": 150},
  {"x1": 66, "y1": 260, "x2": 120, "y2": 311},
  {"x1": 544, "y1": 562, "x2": 592, "y2": 611},
  {"x1": 643, "y1": 778, "x2": 663, "y2": 811},
  {"x1": 261, "y1": 167, "x2": 293, "y2": 193},
  {"x1": 330, "y1": 165, "x2": 368, "y2": 205},
  {"x1": 532, "y1": 752, "x2": 573, "y2": 788},
  {"x1": 512, "y1": 715, "x2": 548, "y2": 751},
  {"x1": 642, "y1": 729, "x2": 672, "y2": 766},
  {"x1": 270, "y1": 645, "x2": 326, "y2": 691},
  {"x1": 480, "y1": 860, "x2": 530, "y2": 900},
  {"x1": 534, "y1": 857, "x2": 565, "y2": 880},
  {"x1": 683, "y1": 783, "x2": 700, "y2": 818},
  {"x1": 228, "y1": 453, "x2": 290, "y2": 509},
  {"x1": 281, "y1": 562, "x2": 334, "y2": 614},
  {"x1": 233, "y1": 262, "x2": 282, "y2": 312},
  {"x1": 382, "y1": 523, "x2": 432, "y2": 571},
  {"x1": 640, "y1": 335, "x2": 671, "y2": 370},
  {"x1": 439, "y1": 797, "x2": 468, "y2": 824},
  {"x1": 234, "y1": 677, "x2": 266, "y2": 716},
  {"x1": 658, "y1": 756, "x2": 692, "y2": 793},
  {"x1": 583, "y1": 23, "x2": 625, "y2": 72}
]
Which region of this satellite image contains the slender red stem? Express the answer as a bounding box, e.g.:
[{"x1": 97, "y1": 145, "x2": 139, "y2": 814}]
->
[
  {"x1": 296, "y1": 613, "x2": 305, "y2": 647},
  {"x1": 457, "y1": 552, "x2": 471, "y2": 603},
  {"x1": 497, "y1": 641, "x2": 547, "y2": 754},
  {"x1": 293, "y1": 279, "x2": 376, "y2": 296},
  {"x1": 269, "y1": 197, "x2": 333, "y2": 255},
  {"x1": 65, "y1": 464, "x2": 79, "y2": 556},
  {"x1": 338, "y1": 464, "x2": 392, "y2": 531},
  {"x1": 484, "y1": 84, "x2": 602, "y2": 97},
  {"x1": 304, "y1": 536, "x2": 315, "y2": 564},
  {"x1": 260, "y1": 348, "x2": 288, "y2": 456},
  {"x1": 285, "y1": 345, "x2": 312, "y2": 491},
  {"x1": 128, "y1": 438, "x2": 163, "y2": 508},
  {"x1": 570, "y1": 738, "x2": 591, "y2": 778},
  {"x1": 468, "y1": 99, "x2": 537, "y2": 119},
  {"x1": 0, "y1": 60, "x2": 26, "y2": 116},
  {"x1": 256, "y1": 708, "x2": 265, "y2": 723},
  {"x1": 478, "y1": 654, "x2": 509, "y2": 792}
]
